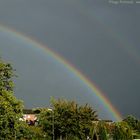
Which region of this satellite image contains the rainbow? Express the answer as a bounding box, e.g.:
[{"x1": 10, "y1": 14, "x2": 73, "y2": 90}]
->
[{"x1": 0, "y1": 24, "x2": 122, "y2": 121}]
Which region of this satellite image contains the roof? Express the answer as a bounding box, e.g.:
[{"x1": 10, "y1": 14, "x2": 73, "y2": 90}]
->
[{"x1": 23, "y1": 109, "x2": 35, "y2": 114}]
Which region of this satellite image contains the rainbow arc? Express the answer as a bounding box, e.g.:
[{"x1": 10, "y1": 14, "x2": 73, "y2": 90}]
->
[{"x1": 0, "y1": 25, "x2": 122, "y2": 121}]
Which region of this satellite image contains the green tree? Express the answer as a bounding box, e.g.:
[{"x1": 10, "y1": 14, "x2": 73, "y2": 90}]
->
[
  {"x1": 89, "y1": 122, "x2": 98, "y2": 140},
  {"x1": 123, "y1": 115, "x2": 140, "y2": 139},
  {"x1": 17, "y1": 121, "x2": 45, "y2": 140},
  {"x1": 0, "y1": 60, "x2": 23, "y2": 139},
  {"x1": 112, "y1": 121, "x2": 133, "y2": 140},
  {"x1": 123, "y1": 115, "x2": 139, "y2": 130},
  {"x1": 38, "y1": 98, "x2": 98, "y2": 140},
  {"x1": 97, "y1": 121, "x2": 108, "y2": 140}
]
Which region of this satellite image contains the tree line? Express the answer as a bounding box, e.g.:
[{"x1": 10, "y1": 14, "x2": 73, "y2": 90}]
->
[{"x1": 0, "y1": 59, "x2": 140, "y2": 140}]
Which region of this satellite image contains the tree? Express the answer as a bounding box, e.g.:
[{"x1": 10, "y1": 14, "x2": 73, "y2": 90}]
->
[
  {"x1": 38, "y1": 98, "x2": 98, "y2": 140},
  {"x1": 123, "y1": 115, "x2": 140, "y2": 139},
  {"x1": 123, "y1": 115, "x2": 139, "y2": 130},
  {"x1": 112, "y1": 121, "x2": 133, "y2": 140},
  {"x1": 16, "y1": 121, "x2": 45, "y2": 140},
  {"x1": 0, "y1": 60, "x2": 23, "y2": 139},
  {"x1": 97, "y1": 121, "x2": 108, "y2": 140}
]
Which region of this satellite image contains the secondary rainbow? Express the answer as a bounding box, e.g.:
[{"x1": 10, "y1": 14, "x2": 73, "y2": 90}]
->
[
  {"x1": 68, "y1": 1, "x2": 140, "y2": 64},
  {"x1": 0, "y1": 24, "x2": 122, "y2": 121}
]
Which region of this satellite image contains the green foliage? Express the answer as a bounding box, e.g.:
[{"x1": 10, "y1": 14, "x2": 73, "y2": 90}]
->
[
  {"x1": 123, "y1": 115, "x2": 140, "y2": 130},
  {"x1": 17, "y1": 121, "x2": 46, "y2": 140},
  {"x1": 38, "y1": 98, "x2": 98, "y2": 140},
  {"x1": 0, "y1": 62, "x2": 14, "y2": 91},
  {"x1": 0, "y1": 60, "x2": 23, "y2": 139},
  {"x1": 97, "y1": 121, "x2": 108, "y2": 140},
  {"x1": 123, "y1": 115, "x2": 140, "y2": 138},
  {"x1": 89, "y1": 122, "x2": 97, "y2": 140},
  {"x1": 112, "y1": 121, "x2": 133, "y2": 140}
]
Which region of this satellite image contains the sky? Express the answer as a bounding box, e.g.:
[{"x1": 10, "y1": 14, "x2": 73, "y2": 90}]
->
[{"x1": 0, "y1": 0, "x2": 140, "y2": 120}]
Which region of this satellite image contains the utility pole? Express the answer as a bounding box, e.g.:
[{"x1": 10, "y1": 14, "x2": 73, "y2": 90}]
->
[{"x1": 48, "y1": 108, "x2": 54, "y2": 140}]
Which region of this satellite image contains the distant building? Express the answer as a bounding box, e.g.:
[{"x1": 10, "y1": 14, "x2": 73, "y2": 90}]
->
[{"x1": 22, "y1": 109, "x2": 37, "y2": 125}]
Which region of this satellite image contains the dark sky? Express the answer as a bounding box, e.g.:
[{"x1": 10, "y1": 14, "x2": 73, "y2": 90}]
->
[{"x1": 0, "y1": 0, "x2": 140, "y2": 120}]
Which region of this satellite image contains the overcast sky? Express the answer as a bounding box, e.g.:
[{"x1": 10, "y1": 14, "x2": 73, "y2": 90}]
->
[{"x1": 0, "y1": 0, "x2": 140, "y2": 120}]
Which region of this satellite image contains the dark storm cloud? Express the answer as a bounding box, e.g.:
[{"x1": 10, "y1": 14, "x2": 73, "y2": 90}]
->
[{"x1": 0, "y1": 0, "x2": 140, "y2": 118}]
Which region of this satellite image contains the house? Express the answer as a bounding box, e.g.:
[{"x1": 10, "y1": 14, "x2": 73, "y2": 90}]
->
[{"x1": 22, "y1": 109, "x2": 37, "y2": 125}]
